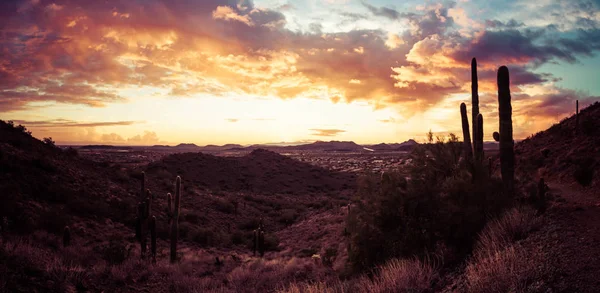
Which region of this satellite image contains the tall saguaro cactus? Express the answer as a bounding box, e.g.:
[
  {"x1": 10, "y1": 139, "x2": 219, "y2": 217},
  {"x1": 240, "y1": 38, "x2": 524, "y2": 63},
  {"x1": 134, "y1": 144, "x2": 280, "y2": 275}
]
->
[
  {"x1": 150, "y1": 216, "x2": 157, "y2": 263},
  {"x1": 167, "y1": 193, "x2": 173, "y2": 225},
  {"x1": 497, "y1": 66, "x2": 515, "y2": 192},
  {"x1": 471, "y1": 58, "x2": 480, "y2": 150},
  {"x1": 460, "y1": 103, "x2": 473, "y2": 158},
  {"x1": 475, "y1": 113, "x2": 484, "y2": 162},
  {"x1": 170, "y1": 176, "x2": 182, "y2": 263},
  {"x1": 137, "y1": 202, "x2": 147, "y2": 257}
]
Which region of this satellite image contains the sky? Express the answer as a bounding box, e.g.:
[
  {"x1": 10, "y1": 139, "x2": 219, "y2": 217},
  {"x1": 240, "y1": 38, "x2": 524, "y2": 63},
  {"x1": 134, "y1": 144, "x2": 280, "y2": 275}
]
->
[{"x1": 1, "y1": 0, "x2": 599, "y2": 145}]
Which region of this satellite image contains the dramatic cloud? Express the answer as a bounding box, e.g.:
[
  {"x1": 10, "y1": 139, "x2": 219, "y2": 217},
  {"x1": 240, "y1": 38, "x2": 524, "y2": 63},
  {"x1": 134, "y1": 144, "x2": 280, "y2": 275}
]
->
[
  {"x1": 0, "y1": 0, "x2": 599, "y2": 142},
  {"x1": 362, "y1": 2, "x2": 401, "y2": 20},
  {"x1": 127, "y1": 131, "x2": 160, "y2": 144},
  {"x1": 11, "y1": 119, "x2": 140, "y2": 127},
  {"x1": 310, "y1": 129, "x2": 346, "y2": 137}
]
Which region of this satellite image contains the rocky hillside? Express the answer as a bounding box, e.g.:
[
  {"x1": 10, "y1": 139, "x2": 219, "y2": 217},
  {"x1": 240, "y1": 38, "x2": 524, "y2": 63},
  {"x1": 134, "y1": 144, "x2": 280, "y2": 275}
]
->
[
  {"x1": 0, "y1": 120, "x2": 138, "y2": 236},
  {"x1": 515, "y1": 101, "x2": 600, "y2": 187}
]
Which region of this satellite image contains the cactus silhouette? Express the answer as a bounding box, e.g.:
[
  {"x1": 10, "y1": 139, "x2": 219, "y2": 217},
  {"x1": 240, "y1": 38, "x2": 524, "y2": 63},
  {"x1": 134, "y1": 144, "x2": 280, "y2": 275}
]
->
[
  {"x1": 497, "y1": 66, "x2": 515, "y2": 192},
  {"x1": 471, "y1": 58, "x2": 482, "y2": 161},
  {"x1": 170, "y1": 176, "x2": 181, "y2": 263},
  {"x1": 167, "y1": 193, "x2": 173, "y2": 225},
  {"x1": 138, "y1": 201, "x2": 147, "y2": 258},
  {"x1": 460, "y1": 103, "x2": 473, "y2": 159},
  {"x1": 258, "y1": 229, "x2": 265, "y2": 257},
  {"x1": 63, "y1": 226, "x2": 71, "y2": 247},
  {"x1": 475, "y1": 113, "x2": 484, "y2": 162},
  {"x1": 141, "y1": 171, "x2": 145, "y2": 200},
  {"x1": 150, "y1": 216, "x2": 157, "y2": 263},
  {"x1": 253, "y1": 229, "x2": 258, "y2": 256}
]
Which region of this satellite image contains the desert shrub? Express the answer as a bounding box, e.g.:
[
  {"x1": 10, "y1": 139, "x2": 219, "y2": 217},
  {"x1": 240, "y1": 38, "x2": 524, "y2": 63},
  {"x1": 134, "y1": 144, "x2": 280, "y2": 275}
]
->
[
  {"x1": 63, "y1": 147, "x2": 79, "y2": 157},
  {"x1": 322, "y1": 247, "x2": 338, "y2": 267},
  {"x1": 214, "y1": 197, "x2": 235, "y2": 214},
  {"x1": 231, "y1": 230, "x2": 245, "y2": 245},
  {"x1": 581, "y1": 116, "x2": 596, "y2": 135},
  {"x1": 43, "y1": 137, "x2": 56, "y2": 147},
  {"x1": 39, "y1": 209, "x2": 70, "y2": 234},
  {"x1": 346, "y1": 135, "x2": 512, "y2": 272},
  {"x1": 263, "y1": 233, "x2": 281, "y2": 252},
  {"x1": 190, "y1": 228, "x2": 230, "y2": 247},
  {"x1": 278, "y1": 209, "x2": 298, "y2": 224},
  {"x1": 100, "y1": 240, "x2": 132, "y2": 265},
  {"x1": 573, "y1": 159, "x2": 595, "y2": 186},
  {"x1": 238, "y1": 218, "x2": 261, "y2": 231}
]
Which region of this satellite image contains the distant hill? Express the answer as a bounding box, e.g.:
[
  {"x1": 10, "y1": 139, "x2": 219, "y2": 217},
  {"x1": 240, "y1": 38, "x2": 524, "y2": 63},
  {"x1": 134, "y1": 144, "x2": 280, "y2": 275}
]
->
[
  {"x1": 79, "y1": 145, "x2": 133, "y2": 150},
  {"x1": 288, "y1": 140, "x2": 362, "y2": 151},
  {"x1": 367, "y1": 139, "x2": 418, "y2": 151},
  {"x1": 146, "y1": 148, "x2": 356, "y2": 194},
  {"x1": 200, "y1": 144, "x2": 244, "y2": 151}
]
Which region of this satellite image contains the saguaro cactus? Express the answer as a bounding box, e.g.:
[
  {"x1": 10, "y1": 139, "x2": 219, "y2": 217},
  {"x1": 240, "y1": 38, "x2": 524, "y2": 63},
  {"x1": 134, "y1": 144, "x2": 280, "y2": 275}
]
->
[
  {"x1": 150, "y1": 216, "x2": 157, "y2": 263},
  {"x1": 138, "y1": 202, "x2": 147, "y2": 257},
  {"x1": 63, "y1": 226, "x2": 71, "y2": 247},
  {"x1": 258, "y1": 230, "x2": 265, "y2": 257},
  {"x1": 497, "y1": 66, "x2": 515, "y2": 192},
  {"x1": 471, "y1": 58, "x2": 481, "y2": 158},
  {"x1": 253, "y1": 229, "x2": 258, "y2": 256},
  {"x1": 140, "y1": 171, "x2": 146, "y2": 200},
  {"x1": 170, "y1": 176, "x2": 182, "y2": 263},
  {"x1": 460, "y1": 103, "x2": 473, "y2": 158},
  {"x1": 167, "y1": 193, "x2": 173, "y2": 225},
  {"x1": 145, "y1": 190, "x2": 152, "y2": 218},
  {"x1": 475, "y1": 113, "x2": 484, "y2": 162}
]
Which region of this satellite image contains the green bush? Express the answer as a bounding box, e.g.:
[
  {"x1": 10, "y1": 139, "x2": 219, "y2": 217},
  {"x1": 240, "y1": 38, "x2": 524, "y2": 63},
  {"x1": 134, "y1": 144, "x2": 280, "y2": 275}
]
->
[{"x1": 346, "y1": 135, "x2": 512, "y2": 272}]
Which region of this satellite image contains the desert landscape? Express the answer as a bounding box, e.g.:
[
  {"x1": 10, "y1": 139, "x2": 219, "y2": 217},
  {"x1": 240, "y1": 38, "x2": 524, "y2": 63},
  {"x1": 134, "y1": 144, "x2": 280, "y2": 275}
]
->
[{"x1": 1, "y1": 0, "x2": 600, "y2": 292}]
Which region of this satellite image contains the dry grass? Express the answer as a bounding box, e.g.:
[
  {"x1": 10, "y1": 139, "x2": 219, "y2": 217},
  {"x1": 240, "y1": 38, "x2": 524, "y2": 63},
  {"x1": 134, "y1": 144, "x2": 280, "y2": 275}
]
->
[
  {"x1": 466, "y1": 206, "x2": 544, "y2": 293},
  {"x1": 358, "y1": 258, "x2": 436, "y2": 293},
  {"x1": 279, "y1": 258, "x2": 436, "y2": 293},
  {"x1": 474, "y1": 206, "x2": 540, "y2": 258}
]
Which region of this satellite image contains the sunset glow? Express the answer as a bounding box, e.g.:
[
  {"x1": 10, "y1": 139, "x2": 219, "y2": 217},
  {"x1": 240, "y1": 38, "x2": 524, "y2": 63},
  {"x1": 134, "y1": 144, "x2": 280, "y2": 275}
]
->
[{"x1": 1, "y1": 0, "x2": 599, "y2": 145}]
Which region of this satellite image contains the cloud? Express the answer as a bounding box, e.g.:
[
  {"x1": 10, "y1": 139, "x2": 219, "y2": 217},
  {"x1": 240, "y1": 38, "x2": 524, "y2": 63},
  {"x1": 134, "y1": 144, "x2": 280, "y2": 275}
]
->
[
  {"x1": 212, "y1": 6, "x2": 253, "y2": 26},
  {"x1": 101, "y1": 133, "x2": 125, "y2": 142},
  {"x1": 485, "y1": 19, "x2": 525, "y2": 29},
  {"x1": 309, "y1": 128, "x2": 346, "y2": 137},
  {"x1": 362, "y1": 2, "x2": 401, "y2": 20},
  {"x1": 11, "y1": 119, "x2": 140, "y2": 127},
  {"x1": 0, "y1": 0, "x2": 599, "y2": 140},
  {"x1": 127, "y1": 131, "x2": 160, "y2": 144}
]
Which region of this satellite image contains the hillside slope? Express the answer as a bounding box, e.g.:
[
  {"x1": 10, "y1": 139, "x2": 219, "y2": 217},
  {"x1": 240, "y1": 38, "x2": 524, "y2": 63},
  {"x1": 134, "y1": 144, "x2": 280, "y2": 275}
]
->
[{"x1": 515, "y1": 101, "x2": 600, "y2": 187}]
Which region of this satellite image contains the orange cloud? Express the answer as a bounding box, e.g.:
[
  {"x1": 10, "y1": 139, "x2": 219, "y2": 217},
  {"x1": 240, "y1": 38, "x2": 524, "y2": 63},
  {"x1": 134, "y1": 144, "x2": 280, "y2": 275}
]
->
[{"x1": 310, "y1": 129, "x2": 346, "y2": 137}]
